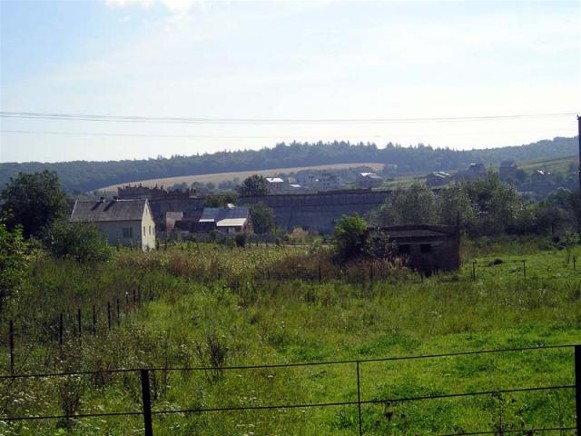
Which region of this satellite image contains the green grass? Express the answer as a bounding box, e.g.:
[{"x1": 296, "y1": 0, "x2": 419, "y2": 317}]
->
[{"x1": 0, "y1": 239, "x2": 579, "y2": 434}]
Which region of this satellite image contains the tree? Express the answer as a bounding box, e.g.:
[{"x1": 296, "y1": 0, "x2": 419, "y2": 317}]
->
[
  {"x1": 44, "y1": 220, "x2": 111, "y2": 263},
  {"x1": 464, "y1": 174, "x2": 524, "y2": 235},
  {"x1": 205, "y1": 192, "x2": 238, "y2": 208},
  {"x1": 237, "y1": 175, "x2": 269, "y2": 196},
  {"x1": 0, "y1": 224, "x2": 29, "y2": 318},
  {"x1": 372, "y1": 183, "x2": 438, "y2": 226},
  {"x1": 250, "y1": 202, "x2": 275, "y2": 235},
  {"x1": 1, "y1": 171, "x2": 68, "y2": 238},
  {"x1": 437, "y1": 185, "x2": 476, "y2": 226},
  {"x1": 333, "y1": 213, "x2": 368, "y2": 263}
]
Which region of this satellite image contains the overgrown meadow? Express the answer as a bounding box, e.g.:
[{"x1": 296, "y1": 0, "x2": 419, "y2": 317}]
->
[{"x1": 0, "y1": 238, "x2": 580, "y2": 435}]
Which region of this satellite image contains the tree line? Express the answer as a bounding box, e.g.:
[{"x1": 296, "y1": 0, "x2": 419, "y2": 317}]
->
[{"x1": 0, "y1": 136, "x2": 576, "y2": 193}]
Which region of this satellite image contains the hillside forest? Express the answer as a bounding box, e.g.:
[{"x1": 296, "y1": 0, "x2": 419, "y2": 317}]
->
[{"x1": 0, "y1": 136, "x2": 577, "y2": 193}]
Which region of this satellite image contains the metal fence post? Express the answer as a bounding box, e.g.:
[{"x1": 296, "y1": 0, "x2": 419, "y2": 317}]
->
[
  {"x1": 141, "y1": 369, "x2": 153, "y2": 436},
  {"x1": 356, "y1": 361, "x2": 363, "y2": 436},
  {"x1": 575, "y1": 345, "x2": 581, "y2": 435},
  {"x1": 77, "y1": 308, "x2": 82, "y2": 339},
  {"x1": 9, "y1": 320, "x2": 14, "y2": 375}
]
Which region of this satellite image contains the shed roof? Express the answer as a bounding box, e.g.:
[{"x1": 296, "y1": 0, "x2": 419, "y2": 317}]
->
[
  {"x1": 370, "y1": 224, "x2": 458, "y2": 239},
  {"x1": 217, "y1": 218, "x2": 248, "y2": 228},
  {"x1": 200, "y1": 207, "x2": 250, "y2": 223},
  {"x1": 70, "y1": 199, "x2": 148, "y2": 222}
]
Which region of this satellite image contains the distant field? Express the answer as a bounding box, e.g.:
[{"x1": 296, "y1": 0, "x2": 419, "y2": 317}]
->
[
  {"x1": 519, "y1": 154, "x2": 576, "y2": 174},
  {"x1": 98, "y1": 162, "x2": 385, "y2": 192}
]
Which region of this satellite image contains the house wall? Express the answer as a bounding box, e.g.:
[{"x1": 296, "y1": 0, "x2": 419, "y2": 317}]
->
[
  {"x1": 94, "y1": 212, "x2": 155, "y2": 250},
  {"x1": 95, "y1": 220, "x2": 145, "y2": 249},
  {"x1": 396, "y1": 237, "x2": 459, "y2": 274},
  {"x1": 140, "y1": 203, "x2": 156, "y2": 250}
]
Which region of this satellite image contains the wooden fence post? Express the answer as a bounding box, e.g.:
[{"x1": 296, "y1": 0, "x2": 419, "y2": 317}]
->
[
  {"x1": 141, "y1": 369, "x2": 154, "y2": 436},
  {"x1": 92, "y1": 305, "x2": 97, "y2": 335},
  {"x1": 9, "y1": 320, "x2": 14, "y2": 375},
  {"x1": 59, "y1": 313, "x2": 64, "y2": 348},
  {"x1": 356, "y1": 361, "x2": 362, "y2": 436},
  {"x1": 77, "y1": 308, "x2": 82, "y2": 339},
  {"x1": 575, "y1": 345, "x2": 580, "y2": 435}
]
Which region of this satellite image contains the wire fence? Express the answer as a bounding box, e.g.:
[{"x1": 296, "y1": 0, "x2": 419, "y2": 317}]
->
[{"x1": 0, "y1": 344, "x2": 579, "y2": 435}]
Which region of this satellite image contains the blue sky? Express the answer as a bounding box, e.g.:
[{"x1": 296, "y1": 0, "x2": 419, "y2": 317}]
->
[{"x1": 0, "y1": 0, "x2": 579, "y2": 163}]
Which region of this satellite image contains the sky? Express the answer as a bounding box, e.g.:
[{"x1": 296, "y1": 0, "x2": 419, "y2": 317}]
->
[{"x1": 0, "y1": 0, "x2": 579, "y2": 163}]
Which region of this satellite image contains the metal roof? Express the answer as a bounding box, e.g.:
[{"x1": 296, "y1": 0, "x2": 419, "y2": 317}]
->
[
  {"x1": 199, "y1": 207, "x2": 250, "y2": 223},
  {"x1": 217, "y1": 218, "x2": 248, "y2": 228},
  {"x1": 70, "y1": 199, "x2": 148, "y2": 222}
]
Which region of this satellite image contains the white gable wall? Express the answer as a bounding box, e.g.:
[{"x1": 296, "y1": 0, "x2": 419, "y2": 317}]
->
[{"x1": 141, "y1": 202, "x2": 156, "y2": 250}]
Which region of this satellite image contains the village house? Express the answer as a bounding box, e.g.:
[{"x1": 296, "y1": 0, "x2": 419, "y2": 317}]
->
[
  {"x1": 426, "y1": 171, "x2": 452, "y2": 187},
  {"x1": 194, "y1": 205, "x2": 252, "y2": 234},
  {"x1": 369, "y1": 224, "x2": 460, "y2": 275},
  {"x1": 356, "y1": 172, "x2": 383, "y2": 189},
  {"x1": 499, "y1": 160, "x2": 517, "y2": 180},
  {"x1": 70, "y1": 197, "x2": 156, "y2": 250}
]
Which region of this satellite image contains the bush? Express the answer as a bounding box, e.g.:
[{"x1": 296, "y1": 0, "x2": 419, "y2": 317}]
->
[{"x1": 44, "y1": 220, "x2": 111, "y2": 263}]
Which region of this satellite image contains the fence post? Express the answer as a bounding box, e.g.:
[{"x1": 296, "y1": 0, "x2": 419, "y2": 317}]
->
[
  {"x1": 59, "y1": 313, "x2": 64, "y2": 348},
  {"x1": 472, "y1": 261, "x2": 476, "y2": 281},
  {"x1": 92, "y1": 305, "x2": 97, "y2": 335},
  {"x1": 575, "y1": 345, "x2": 581, "y2": 435},
  {"x1": 77, "y1": 308, "x2": 82, "y2": 339},
  {"x1": 522, "y1": 260, "x2": 526, "y2": 278},
  {"x1": 9, "y1": 320, "x2": 14, "y2": 375},
  {"x1": 356, "y1": 361, "x2": 363, "y2": 436},
  {"x1": 107, "y1": 302, "x2": 111, "y2": 330},
  {"x1": 140, "y1": 369, "x2": 154, "y2": 436},
  {"x1": 116, "y1": 299, "x2": 120, "y2": 326}
]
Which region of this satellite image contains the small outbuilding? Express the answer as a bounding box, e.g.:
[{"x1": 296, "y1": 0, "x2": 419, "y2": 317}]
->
[
  {"x1": 70, "y1": 198, "x2": 156, "y2": 250},
  {"x1": 369, "y1": 224, "x2": 460, "y2": 275},
  {"x1": 196, "y1": 206, "x2": 252, "y2": 234}
]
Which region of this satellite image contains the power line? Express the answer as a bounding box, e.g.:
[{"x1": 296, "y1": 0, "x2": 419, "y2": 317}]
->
[
  {"x1": 0, "y1": 127, "x2": 573, "y2": 141},
  {"x1": 0, "y1": 111, "x2": 576, "y2": 125}
]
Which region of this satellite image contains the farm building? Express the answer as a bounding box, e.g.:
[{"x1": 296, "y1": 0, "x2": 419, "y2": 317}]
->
[
  {"x1": 356, "y1": 172, "x2": 383, "y2": 189},
  {"x1": 369, "y1": 224, "x2": 460, "y2": 275},
  {"x1": 195, "y1": 206, "x2": 252, "y2": 234},
  {"x1": 70, "y1": 198, "x2": 156, "y2": 250}
]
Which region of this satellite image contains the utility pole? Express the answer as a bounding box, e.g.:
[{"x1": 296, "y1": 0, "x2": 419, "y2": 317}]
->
[{"x1": 578, "y1": 115, "x2": 581, "y2": 195}]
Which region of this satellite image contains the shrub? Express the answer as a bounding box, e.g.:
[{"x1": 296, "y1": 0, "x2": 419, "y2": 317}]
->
[{"x1": 44, "y1": 220, "x2": 111, "y2": 263}]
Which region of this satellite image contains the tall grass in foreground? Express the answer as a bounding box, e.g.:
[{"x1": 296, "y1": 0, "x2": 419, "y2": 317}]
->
[{"x1": 0, "y1": 239, "x2": 579, "y2": 434}]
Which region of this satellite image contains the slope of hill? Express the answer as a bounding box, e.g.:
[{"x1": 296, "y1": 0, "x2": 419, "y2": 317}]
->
[
  {"x1": 99, "y1": 163, "x2": 385, "y2": 192},
  {"x1": 0, "y1": 136, "x2": 577, "y2": 193}
]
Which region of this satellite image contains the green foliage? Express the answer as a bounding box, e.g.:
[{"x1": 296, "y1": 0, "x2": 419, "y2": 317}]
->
[
  {"x1": 333, "y1": 213, "x2": 368, "y2": 262},
  {"x1": 43, "y1": 220, "x2": 111, "y2": 263},
  {"x1": 373, "y1": 183, "x2": 438, "y2": 225},
  {"x1": 237, "y1": 174, "x2": 269, "y2": 196},
  {"x1": 204, "y1": 191, "x2": 238, "y2": 208},
  {"x1": 1, "y1": 137, "x2": 577, "y2": 193},
  {"x1": 249, "y1": 202, "x2": 275, "y2": 235},
  {"x1": 0, "y1": 170, "x2": 68, "y2": 238},
  {"x1": 0, "y1": 223, "x2": 29, "y2": 318}
]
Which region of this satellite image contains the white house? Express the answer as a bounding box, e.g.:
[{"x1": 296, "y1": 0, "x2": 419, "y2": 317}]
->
[{"x1": 70, "y1": 198, "x2": 156, "y2": 250}]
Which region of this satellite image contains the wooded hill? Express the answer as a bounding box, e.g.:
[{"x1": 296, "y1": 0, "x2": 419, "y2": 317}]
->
[{"x1": 0, "y1": 136, "x2": 577, "y2": 193}]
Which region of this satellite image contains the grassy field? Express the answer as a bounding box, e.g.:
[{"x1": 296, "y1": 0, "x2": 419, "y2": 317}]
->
[
  {"x1": 518, "y1": 155, "x2": 576, "y2": 175},
  {"x1": 0, "y1": 238, "x2": 579, "y2": 434},
  {"x1": 99, "y1": 163, "x2": 385, "y2": 192}
]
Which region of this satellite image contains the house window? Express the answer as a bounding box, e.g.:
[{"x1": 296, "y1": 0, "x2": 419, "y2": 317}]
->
[
  {"x1": 123, "y1": 228, "x2": 133, "y2": 238},
  {"x1": 398, "y1": 244, "x2": 410, "y2": 254},
  {"x1": 149, "y1": 225, "x2": 152, "y2": 235},
  {"x1": 420, "y1": 244, "x2": 432, "y2": 253},
  {"x1": 143, "y1": 226, "x2": 146, "y2": 236}
]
